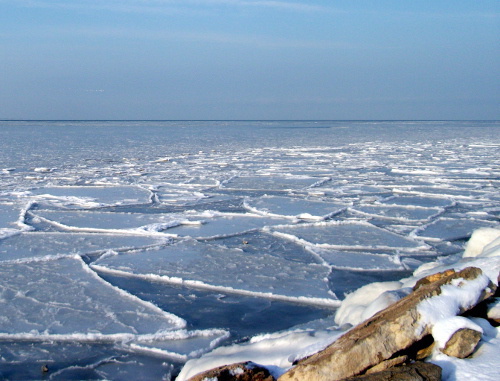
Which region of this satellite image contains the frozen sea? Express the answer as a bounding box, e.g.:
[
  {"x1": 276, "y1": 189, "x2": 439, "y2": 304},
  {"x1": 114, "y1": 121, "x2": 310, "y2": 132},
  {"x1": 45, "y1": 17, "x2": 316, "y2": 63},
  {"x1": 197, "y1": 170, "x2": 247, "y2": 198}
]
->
[{"x1": 0, "y1": 120, "x2": 498, "y2": 380}]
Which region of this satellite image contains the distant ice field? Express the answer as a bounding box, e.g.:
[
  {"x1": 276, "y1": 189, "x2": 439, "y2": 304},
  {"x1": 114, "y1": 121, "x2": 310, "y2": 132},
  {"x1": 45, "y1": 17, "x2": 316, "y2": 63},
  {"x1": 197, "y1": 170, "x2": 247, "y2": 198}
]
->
[{"x1": 0, "y1": 120, "x2": 498, "y2": 379}]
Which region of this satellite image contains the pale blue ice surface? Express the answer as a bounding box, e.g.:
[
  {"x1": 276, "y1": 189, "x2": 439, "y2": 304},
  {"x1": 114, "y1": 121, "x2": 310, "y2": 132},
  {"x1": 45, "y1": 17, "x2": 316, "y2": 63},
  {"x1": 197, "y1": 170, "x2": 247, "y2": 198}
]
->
[{"x1": 0, "y1": 120, "x2": 498, "y2": 380}]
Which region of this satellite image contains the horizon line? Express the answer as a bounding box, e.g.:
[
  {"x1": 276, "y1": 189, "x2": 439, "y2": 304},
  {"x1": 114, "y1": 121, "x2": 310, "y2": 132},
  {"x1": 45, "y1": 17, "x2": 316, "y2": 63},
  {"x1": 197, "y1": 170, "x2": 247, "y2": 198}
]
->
[{"x1": 1, "y1": 119, "x2": 499, "y2": 122}]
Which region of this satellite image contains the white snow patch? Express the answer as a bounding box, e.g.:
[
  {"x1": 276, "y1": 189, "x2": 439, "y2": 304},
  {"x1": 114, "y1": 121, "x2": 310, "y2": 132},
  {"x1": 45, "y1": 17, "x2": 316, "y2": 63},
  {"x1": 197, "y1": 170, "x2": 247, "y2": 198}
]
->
[
  {"x1": 417, "y1": 274, "x2": 492, "y2": 328},
  {"x1": 430, "y1": 320, "x2": 500, "y2": 381},
  {"x1": 359, "y1": 287, "x2": 413, "y2": 324},
  {"x1": 334, "y1": 281, "x2": 403, "y2": 326},
  {"x1": 463, "y1": 228, "x2": 500, "y2": 258},
  {"x1": 432, "y1": 316, "x2": 483, "y2": 351},
  {"x1": 176, "y1": 329, "x2": 344, "y2": 381}
]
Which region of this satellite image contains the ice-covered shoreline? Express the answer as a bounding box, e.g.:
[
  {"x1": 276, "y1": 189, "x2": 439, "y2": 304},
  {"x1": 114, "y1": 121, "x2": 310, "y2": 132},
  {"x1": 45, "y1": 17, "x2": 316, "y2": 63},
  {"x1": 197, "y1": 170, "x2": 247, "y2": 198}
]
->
[
  {"x1": 177, "y1": 228, "x2": 500, "y2": 381},
  {"x1": 0, "y1": 120, "x2": 498, "y2": 379}
]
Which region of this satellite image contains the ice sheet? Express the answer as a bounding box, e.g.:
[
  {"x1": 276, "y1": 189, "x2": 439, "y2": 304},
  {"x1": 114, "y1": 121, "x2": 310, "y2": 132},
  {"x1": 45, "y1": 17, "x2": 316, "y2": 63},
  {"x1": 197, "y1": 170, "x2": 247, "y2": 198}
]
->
[
  {"x1": 0, "y1": 331, "x2": 229, "y2": 379},
  {"x1": 1, "y1": 120, "x2": 499, "y2": 379},
  {"x1": 0, "y1": 256, "x2": 185, "y2": 337},
  {"x1": 0, "y1": 203, "x2": 22, "y2": 229},
  {"x1": 414, "y1": 218, "x2": 498, "y2": 242},
  {"x1": 312, "y1": 248, "x2": 405, "y2": 271},
  {"x1": 98, "y1": 272, "x2": 333, "y2": 342},
  {"x1": 328, "y1": 268, "x2": 411, "y2": 298},
  {"x1": 0, "y1": 255, "x2": 228, "y2": 363},
  {"x1": 351, "y1": 204, "x2": 443, "y2": 222},
  {"x1": 156, "y1": 185, "x2": 232, "y2": 205},
  {"x1": 0, "y1": 202, "x2": 33, "y2": 239},
  {"x1": 31, "y1": 209, "x2": 198, "y2": 233},
  {"x1": 92, "y1": 239, "x2": 337, "y2": 306},
  {"x1": 221, "y1": 176, "x2": 321, "y2": 191},
  {"x1": 0, "y1": 232, "x2": 167, "y2": 262},
  {"x1": 205, "y1": 231, "x2": 323, "y2": 264},
  {"x1": 380, "y1": 195, "x2": 454, "y2": 208},
  {"x1": 398, "y1": 185, "x2": 496, "y2": 199},
  {"x1": 165, "y1": 213, "x2": 291, "y2": 239},
  {"x1": 0, "y1": 341, "x2": 178, "y2": 380},
  {"x1": 244, "y1": 196, "x2": 346, "y2": 219},
  {"x1": 28, "y1": 186, "x2": 152, "y2": 208},
  {"x1": 270, "y1": 221, "x2": 427, "y2": 251}
]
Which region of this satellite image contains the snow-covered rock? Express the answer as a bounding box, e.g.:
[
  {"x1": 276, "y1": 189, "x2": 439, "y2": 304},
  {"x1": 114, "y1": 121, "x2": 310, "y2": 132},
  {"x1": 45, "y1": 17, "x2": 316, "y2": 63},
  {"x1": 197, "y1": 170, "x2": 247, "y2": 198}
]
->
[
  {"x1": 279, "y1": 267, "x2": 495, "y2": 381},
  {"x1": 432, "y1": 317, "x2": 483, "y2": 358}
]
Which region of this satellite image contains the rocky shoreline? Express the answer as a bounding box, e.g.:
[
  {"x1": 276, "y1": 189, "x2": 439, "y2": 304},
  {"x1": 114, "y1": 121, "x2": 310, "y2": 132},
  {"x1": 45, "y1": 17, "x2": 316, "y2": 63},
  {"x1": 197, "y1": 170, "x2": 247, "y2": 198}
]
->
[{"x1": 179, "y1": 228, "x2": 500, "y2": 381}]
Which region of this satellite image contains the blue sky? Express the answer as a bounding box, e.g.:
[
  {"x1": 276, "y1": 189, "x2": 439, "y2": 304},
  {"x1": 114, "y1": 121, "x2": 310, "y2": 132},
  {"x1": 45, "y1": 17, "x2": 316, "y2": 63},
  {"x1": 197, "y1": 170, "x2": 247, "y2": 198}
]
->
[{"x1": 1, "y1": 0, "x2": 498, "y2": 120}]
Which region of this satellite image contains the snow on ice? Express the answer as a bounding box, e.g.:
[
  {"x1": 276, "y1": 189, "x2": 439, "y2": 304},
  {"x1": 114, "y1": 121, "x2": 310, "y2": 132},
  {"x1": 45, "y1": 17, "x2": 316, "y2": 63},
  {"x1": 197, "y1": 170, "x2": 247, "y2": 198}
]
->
[{"x1": 0, "y1": 120, "x2": 498, "y2": 380}]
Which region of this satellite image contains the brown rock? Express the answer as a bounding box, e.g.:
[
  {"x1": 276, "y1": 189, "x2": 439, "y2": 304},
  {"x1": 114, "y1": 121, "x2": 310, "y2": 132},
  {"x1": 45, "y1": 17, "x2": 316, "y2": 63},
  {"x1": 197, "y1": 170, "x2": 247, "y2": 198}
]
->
[
  {"x1": 187, "y1": 361, "x2": 276, "y2": 381},
  {"x1": 341, "y1": 362, "x2": 442, "y2": 381},
  {"x1": 415, "y1": 340, "x2": 435, "y2": 360},
  {"x1": 413, "y1": 269, "x2": 456, "y2": 291},
  {"x1": 441, "y1": 328, "x2": 482, "y2": 358},
  {"x1": 365, "y1": 356, "x2": 408, "y2": 374},
  {"x1": 279, "y1": 267, "x2": 495, "y2": 381},
  {"x1": 394, "y1": 334, "x2": 435, "y2": 361}
]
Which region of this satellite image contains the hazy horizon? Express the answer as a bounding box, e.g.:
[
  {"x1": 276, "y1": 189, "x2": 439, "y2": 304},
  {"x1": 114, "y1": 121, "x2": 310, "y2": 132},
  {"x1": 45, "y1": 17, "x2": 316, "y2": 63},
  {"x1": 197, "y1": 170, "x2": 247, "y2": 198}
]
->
[{"x1": 2, "y1": 118, "x2": 499, "y2": 122}]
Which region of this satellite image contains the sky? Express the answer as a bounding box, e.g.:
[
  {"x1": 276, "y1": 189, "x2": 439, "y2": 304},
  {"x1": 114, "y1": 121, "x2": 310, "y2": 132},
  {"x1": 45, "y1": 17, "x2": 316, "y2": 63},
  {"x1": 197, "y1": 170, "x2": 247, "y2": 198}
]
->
[{"x1": 0, "y1": 0, "x2": 498, "y2": 120}]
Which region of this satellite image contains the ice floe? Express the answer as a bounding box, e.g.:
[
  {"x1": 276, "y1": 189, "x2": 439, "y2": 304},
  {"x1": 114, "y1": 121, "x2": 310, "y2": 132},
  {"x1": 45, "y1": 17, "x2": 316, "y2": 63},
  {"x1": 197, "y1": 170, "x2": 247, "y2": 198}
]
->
[
  {"x1": 28, "y1": 186, "x2": 153, "y2": 208},
  {"x1": 0, "y1": 232, "x2": 167, "y2": 262},
  {"x1": 269, "y1": 221, "x2": 428, "y2": 251},
  {"x1": 92, "y1": 239, "x2": 337, "y2": 307},
  {"x1": 244, "y1": 195, "x2": 346, "y2": 220},
  {"x1": 0, "y1": 120, "x2": 498, "y2": 379}
]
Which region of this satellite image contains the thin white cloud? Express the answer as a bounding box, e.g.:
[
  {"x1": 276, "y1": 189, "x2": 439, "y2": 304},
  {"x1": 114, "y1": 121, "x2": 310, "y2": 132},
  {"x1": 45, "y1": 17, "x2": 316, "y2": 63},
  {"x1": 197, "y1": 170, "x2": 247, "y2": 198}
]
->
[
  {"x1": 199, "y1": 0, "x2": 328, "y2": 12},
  {"x1": 6, "y1": 0, "x2": 331, "y2": 13},
  {"x1": 27, "y1": 24, "x2": 349, "y2": 50},
  {"x1": 5, "y1": 1, "x2": 497, "y2": 18}
]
